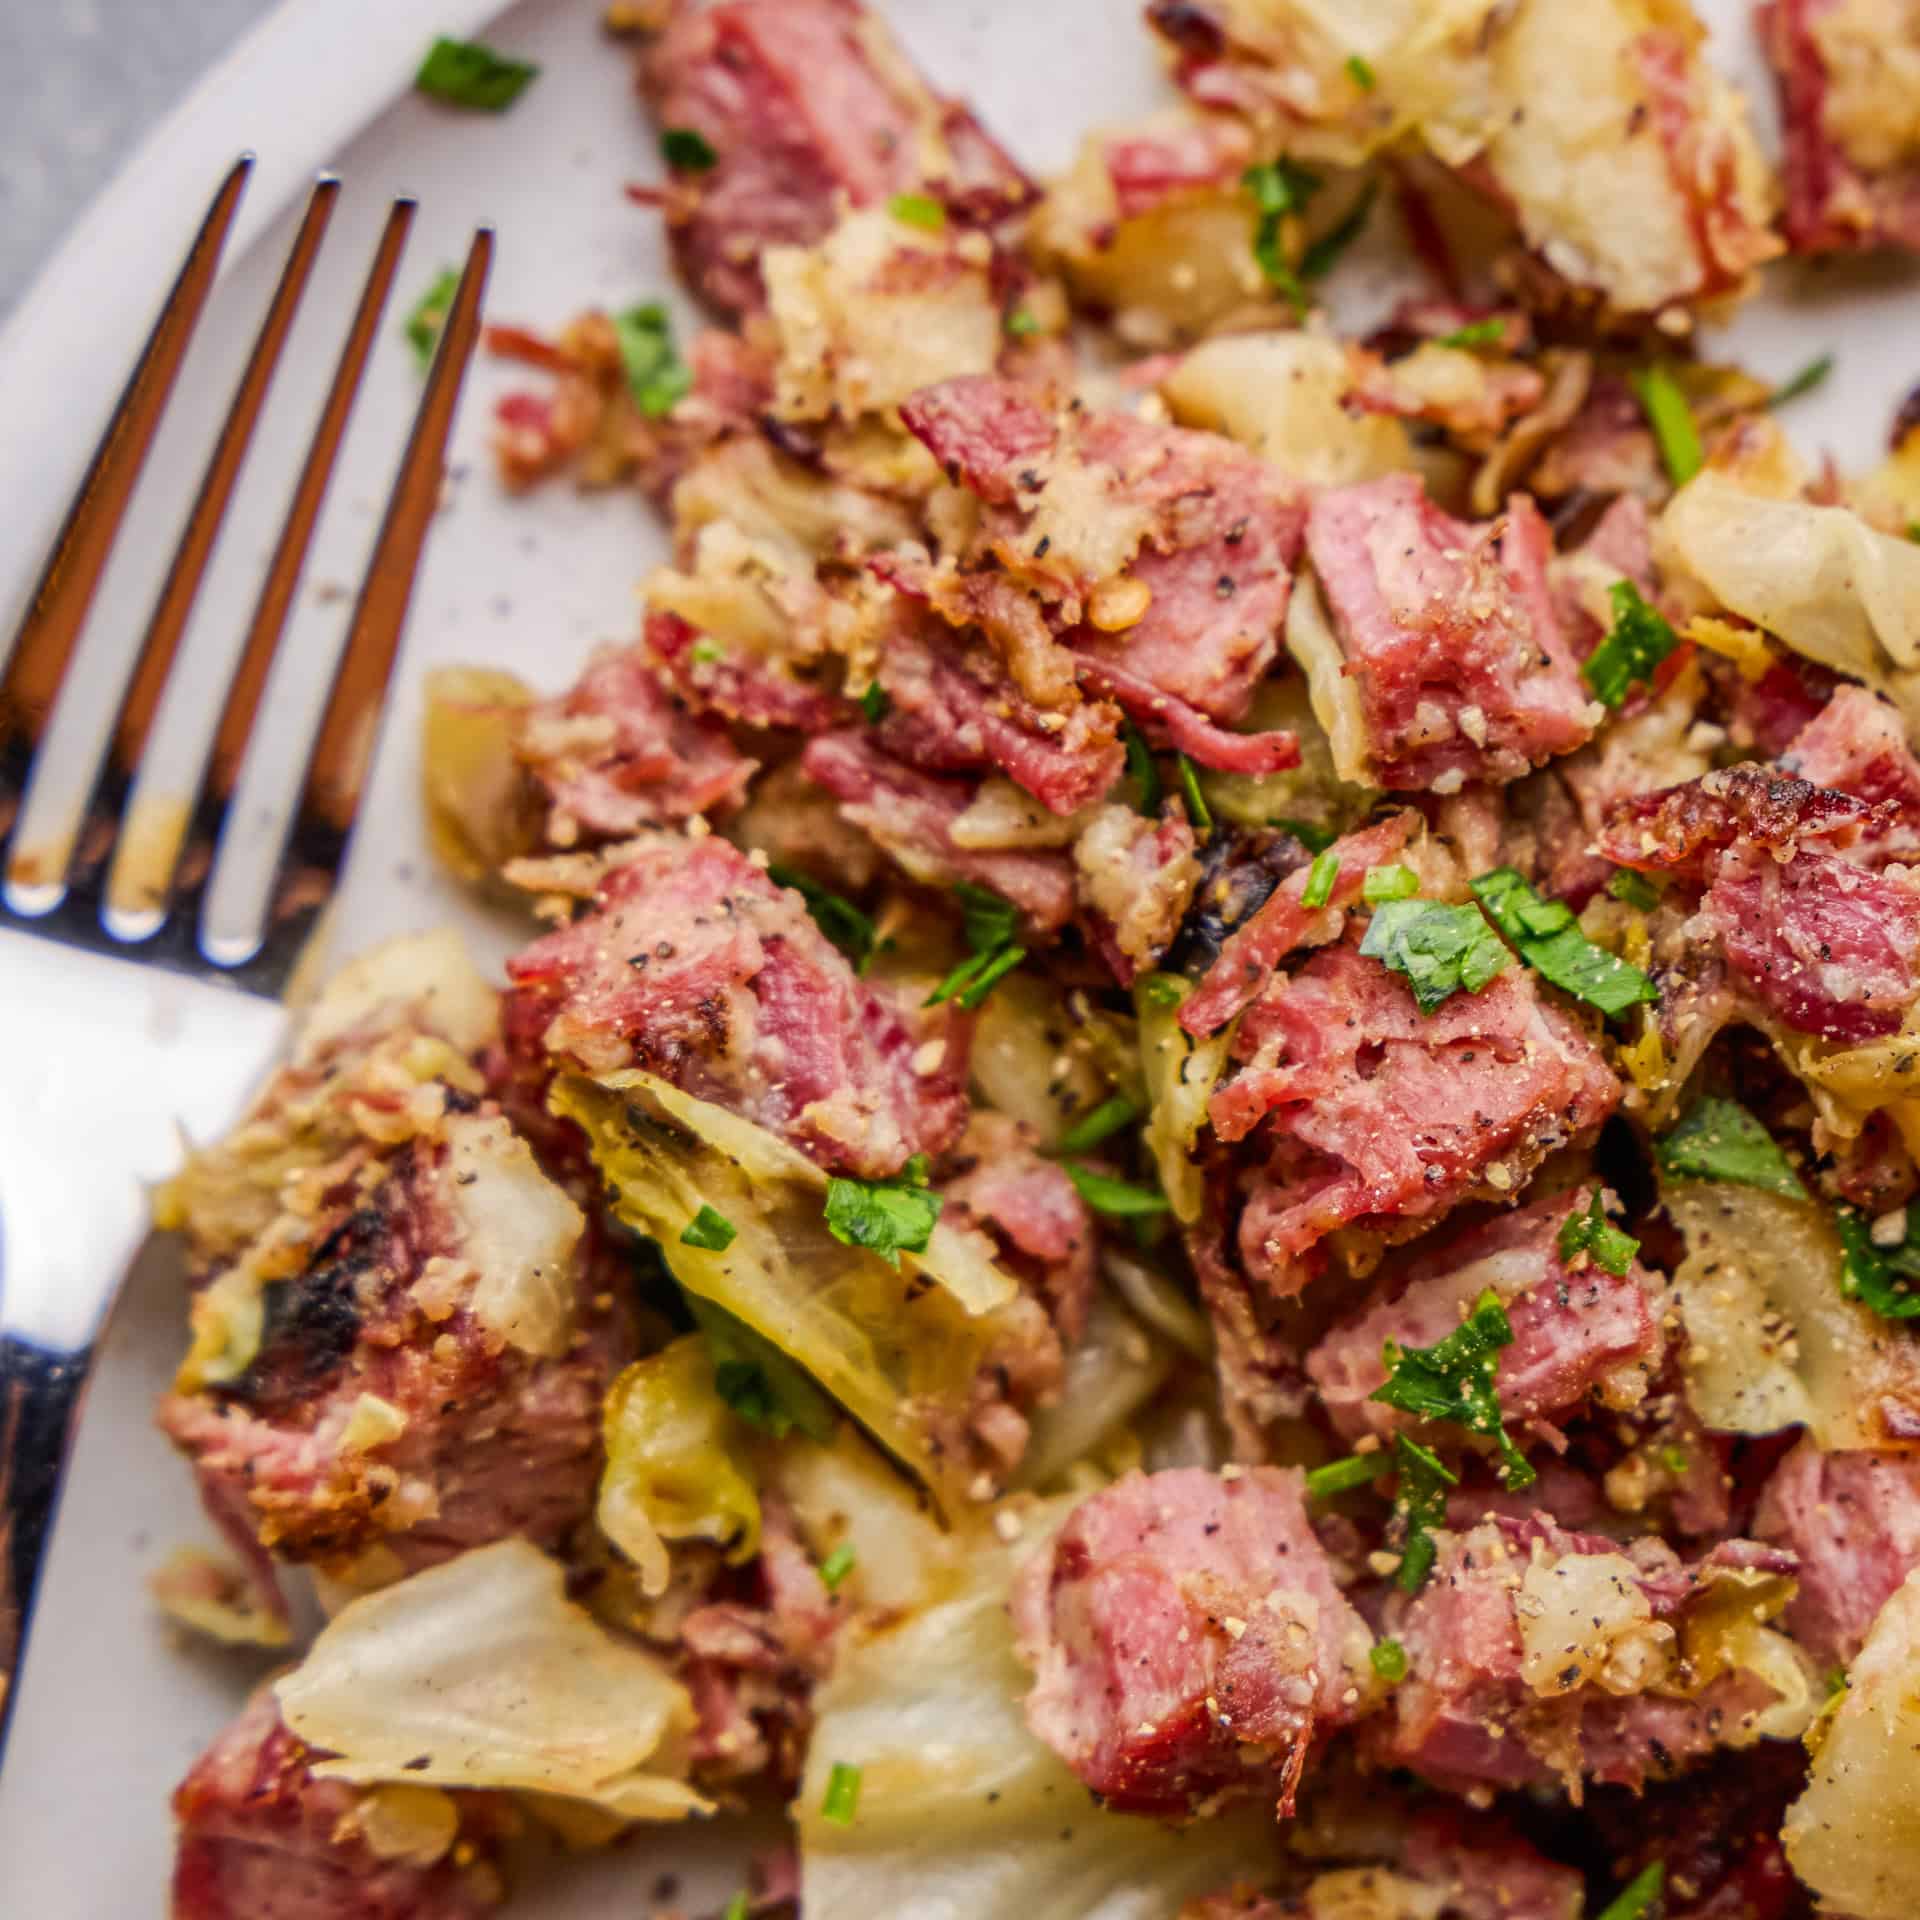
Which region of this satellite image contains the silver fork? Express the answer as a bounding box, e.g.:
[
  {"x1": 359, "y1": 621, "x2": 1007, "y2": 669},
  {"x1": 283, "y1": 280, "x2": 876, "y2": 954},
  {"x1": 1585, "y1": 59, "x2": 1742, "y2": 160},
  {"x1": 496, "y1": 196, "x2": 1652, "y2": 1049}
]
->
[{"x1": 0, "y1": 158, "x2": 492, "y2": 1754}]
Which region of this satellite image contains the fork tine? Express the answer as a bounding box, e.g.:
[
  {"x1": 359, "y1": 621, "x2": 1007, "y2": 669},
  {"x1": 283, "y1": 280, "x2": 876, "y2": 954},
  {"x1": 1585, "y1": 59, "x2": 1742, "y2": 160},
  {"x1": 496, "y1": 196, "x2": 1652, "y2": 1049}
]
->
[
  {"x1": 104, "y1": 195, "x2": 417, "y2": 938},
  {"x1": 0, "y1": 157, "x2": 252, "y2": 763},
  {"x1": 198, "y1": 227, "x2": 495, "y2": 969},
  {"x1": 4, "y1": 177, "x2": 339, "y2": 920}
]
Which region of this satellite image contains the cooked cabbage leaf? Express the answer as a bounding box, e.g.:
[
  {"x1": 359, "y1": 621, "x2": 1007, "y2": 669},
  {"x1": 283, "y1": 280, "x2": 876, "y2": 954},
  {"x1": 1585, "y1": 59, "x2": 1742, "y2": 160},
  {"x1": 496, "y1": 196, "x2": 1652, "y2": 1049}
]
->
[
  {"x1": 275, "y1": 1539, "x2": 707, "y2": 1822},
  {"x1": 1136, "y1": 975, "x2": 1232, "y2": 1227},
  {"x1": 552, "y1": 1070, "x2": 1016, "y2": 1512}
]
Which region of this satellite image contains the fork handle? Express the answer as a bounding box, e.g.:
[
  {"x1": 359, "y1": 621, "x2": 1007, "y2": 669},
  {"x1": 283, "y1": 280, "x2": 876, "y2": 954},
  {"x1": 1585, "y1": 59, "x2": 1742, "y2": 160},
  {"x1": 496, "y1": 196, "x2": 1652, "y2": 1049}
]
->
[{"x1": 0, "y1": 1338, "x2": 90, "y2": 1749}]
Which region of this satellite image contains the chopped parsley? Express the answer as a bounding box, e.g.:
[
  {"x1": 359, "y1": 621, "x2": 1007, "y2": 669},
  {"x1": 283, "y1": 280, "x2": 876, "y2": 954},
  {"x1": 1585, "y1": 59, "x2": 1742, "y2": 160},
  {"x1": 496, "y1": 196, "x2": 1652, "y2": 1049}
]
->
[
  {"x1": 403, "y1": 267, "x2": 461, "y2": 369},
  {"x1": 1139, "y1": 972, "x2": 1189, "y2": 1008},
  {"x1": 1176, "y1": 752, "x2": 1213, "y2": 839},
  {"x1": 858, "y1": 682, "x2": 891, "y2": 724},
  {"x1": 1274, "y1": 816, "x2": 1338, "y2": 854},
  {"x1": 888, "y1": 192, "x2": 947, "y2": 231},
  {"x1": 1056, "y1": 1095, "x2": 1142, "y2": 1156},
  {"x1": 1300, "y1": 180, "x2": 1378, "y2": 281},
  {"x1": 414, "y1": 36, "x2": 540, "y2": 111},
  {"x1": 1470, "y1": 866, "x2": 1657, "y2": 1018},
  {"x1": 1304, "y1": 1451, "x2": 1391, "y2": 1501},
  {"x1": 611, "y1": 303, "x2": 691, "y2": 418},
  {"x1": 1434, "y1": 316, "x2": 1506, "y2": 350},
  {"x1": 1835, "y1": 1202, "x2": 1920, "y2": 1320},
  {"x1": 1063, "y1": 1163, "x2": 1171, "y2": 1218},
  {"x1": 661, "y1": 126, "x2": 718, "y2": 171},
  {"x1": 1659, "y1": 1445, "x2": 1692, "y2": 1475},
  {"x1": 824, "y1": 1156, "x2": 944, "y2": 1268},
  {"x1": 926, "y1": 882, "x2": 1026, "y2": 1011},
  {"x1": 1244, "y1": 158, "x2": 1323, "y2": 316},
  {"x1": 689, "y1": 638, "x2": 724, "y2": 665},
  {"x1": 1301, "y1": 847, "x2": 1340, "y2": 909},
  {"x1": 680, "y1": 1205, "x2": 737, "y2": 1253},
  {"x1": 1655, "y1": 1096, "x2": 1808, "y2": 1201},
  {"x1": 1391, "y1": 1434, "x2": 1458, "y2": 1592},
  {"x1": 1345, "y1": 52, "x2": 1377, "y2": 89},
  {"x1": 1124, "y1": 721, "x2": 1162, "y2": 814},
  {"x1": 819, "y1": 1543, "x2": 857, "y2": 1591},
  {"x1": 1608, "y1": 867, "x2": 1661, "y2": 912},
  {"x1": 1358, "y1": 898, "x2": 1510, "y2": 1014},
  {"x1": 1362, "y1": 862, "x2": 1417, "y2": 904},
  {"x1": 1770, "y1": 353, "x2": 1833, "y2": 408},
  {"x1": 1370, "y1": 1638, "x2": 1407, "y2": 1683},
  {"x1": 822, "y1": 1760, "x2": 863, "y2": 1825},
  {"x1": 685, "y1": 1295, "x2": 837, "y2": 1443},
  {"x1": 1584, "y1": 580, "x2": 1681, "y2": 709},
  {"x1": 1593, "y1": 1862, "x2": 1664, "y2": 1920},
  {"x1": 1630, "y1": 365, "x2": 1703, "y2": 487},
  {"x1": 1372, "y1": 1288, "x2": 1535, "y2": 1493},
  {"x1": 723, "y1": 1896, "x2": 750, "y2": 1920},
  {"x1": 1556, "y1": 1191, "x2": 1639, "y2": 1277},
  {"x1": 1005, "y1": 304, "x2": 1040, "y2": 339},
  {"x1": 767, "y1": 863, "x2": 879, "y2": 973}
]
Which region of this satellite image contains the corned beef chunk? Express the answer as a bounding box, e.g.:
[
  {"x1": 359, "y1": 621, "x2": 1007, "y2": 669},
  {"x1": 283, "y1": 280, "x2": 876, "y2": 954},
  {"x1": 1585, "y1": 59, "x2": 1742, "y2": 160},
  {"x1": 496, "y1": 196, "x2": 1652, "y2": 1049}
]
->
[
  {"x1": 1307, "y1": 1185, "x2": 1665, "y2": 1447},
  {"x1": 1780, "y1": 683, "x2": 1920, "y2": 860},
  {"x1": 800, "y1": 729, "x2": 1078, "y2": 935},
  {"x1": 1214, "y1": 941, "x2": 1619, "y2": 1296},
  {"x1": 1375, "y1": 1517, "x2": 1796, "y2": 1796},
  {"x1": 171, "y1": 1690, "x2": 505, "y2": 1920},
  {"x1": 1597, "y1": 765, "x2": 1884, "y2": 880},
  {"x1": 505, "y1": 830, "x2": 969, "y2": 1175},
  {"x1": 1011, "y1": 1467, "x2": 1376, "y2": 1815},
  {"x1": 1756, "y1": 1438, "x2": 1920, "y2": 1665},
  {"x1": 1759, "y1": 0, "x2": 1920, "y2": 255},
  {"x1": 640, "y1": 0, "x2": 1031, "y2": 316},
  {"x1": 1301, "y1": 474, "x2": 1596, "y2": 793},
  {"x1": 646, "y1": 605, "x2": 844, "y2": 735}
]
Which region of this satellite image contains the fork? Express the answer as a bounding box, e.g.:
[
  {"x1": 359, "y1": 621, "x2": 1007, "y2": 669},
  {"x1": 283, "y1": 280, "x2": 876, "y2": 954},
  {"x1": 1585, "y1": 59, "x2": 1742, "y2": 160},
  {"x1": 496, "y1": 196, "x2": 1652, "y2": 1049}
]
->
[{"x1": 0, "y1": 157, "x2": 492, "y2": 1756}]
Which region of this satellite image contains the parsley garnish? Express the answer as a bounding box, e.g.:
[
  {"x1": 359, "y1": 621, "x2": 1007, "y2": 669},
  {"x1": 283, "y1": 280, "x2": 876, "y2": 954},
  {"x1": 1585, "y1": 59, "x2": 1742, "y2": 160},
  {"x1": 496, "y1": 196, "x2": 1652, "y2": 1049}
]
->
[
  {"x1": 415, "y1": 36, "x2": 540, "y2": 111},
  {"x1": 1655, "y1": 1096, "x2": 1808, "y2": 1200},
  {"x1": 1358, "y1": 899, "x2": 1510, "y2": 1014},
  {"x1": 1608, "y1": 867, "x2": 1661, "y2": 912},
  {"x1": 1770, "y1": 353, "x2": 1832, "y2": 408},
  {"x1": 888, "y1": 192, "x2": 946, "y2": 231},
  {"x1": 926, "y1": 883, "x2": 1025, "y2": 1011},
  {"x1": 611, "y1": 303, "x2": 691, "y2": 418},
  {"x1": 1123, "y1": 721, "x2": 1162, "y2": 814},
  {"x1": 661, "y1": 127, "x2": 717, "y2": 171},
  {"x1": 1301, "y1": 847, "x2": 1340, "y2": 909},
  {"x1": 1305, "y1": 1451, "x2": 1391, "y2": 1501},
  {"x1": 1063, "y1": 1163, "x2": 1171, "y2": 1218},
  {"x1": 819, "y1": 1543, "x2": 857, "y2": 1591},
  {"x1": 768, "y1": 862, "x2": 878, "y2": 972},
  {"x1": 1274, "y1": 816, "x2": 1337, "y2": 854},
  {"x1": 1557, "y1": 1191, "x2": 1639, "y2": 1276},
  {"x1": 1362, "y1": 862, "x2": 1417, "y2": 904},
  {"x1": 403, "y1": 267, "x2": 460, "y2": 369},
  {"x1": 1372, "y1": 1288, "x2": 1535, "y2": 1492},
  {"x1": 1593, "y1": 1862, "x2": 1664, "y2": 1920},
  {"x1": 1300, "y1": 180, "x2": 1378, "y2": 280},
  {"x1": 681, "y1": 1205, "x2": 736, "y2": 1252},
  {"x1": 1835, "y1": 1203, "x2": 1920, "y2": 1320},
  {"x1": 1584, "y1": 580, "x2": 1680, "y2": 709},
  {"x1": 1346, "y1": 52, "x2": 1377, "y2": 89},
  {"x1": 1056, "y1": 1095, "x2": 1142, "y2": 1156},
  {"x1": 1176, "y1": 753, "x2": 1212, "y2": 839},
  {"x1": 1005, "y1": 305, "x2": 1040, "y2": 339},
  {"x1": 858, "y1": 682, "x2": 891, "y2": 725},
  {"x1": 824, "y1": 1156, "x2": 943, "y2": 1267},
  {"x1": 684, "y1": 1294, "x2": 836, "y2": 1442},
  {"x1": 1244, "y1": 159, "x2": 1322, "y2": 316},
  {"x1": 689, "y1": 638, "x2": 724, "y2": 665},
  {"x1": 1630, "y1": 365, "x2": 1703, "y2": 487},
  {"x1": 1470, "y1": 866, "x2": 1657, "y2": 1018},
  {"x1": 1139, "y1": 972, "x2": 1188, "y2": 1008},
  {"x1": 1434, "y1": 317, "x2": 1505, "y2": 350},
  {"x1": 723, "y1": 1896, "x2": 750, "y2": 1920},
  {"x1": 823, "y1": 1760, "x2": 863, "y2": 1825},
  {"x1": 1370, "y1": 1638, "x2": 1407, "y2": 1683},
  {"x1": 1392, "y1": 1434, "x2": 1458, "y2": 1592}
]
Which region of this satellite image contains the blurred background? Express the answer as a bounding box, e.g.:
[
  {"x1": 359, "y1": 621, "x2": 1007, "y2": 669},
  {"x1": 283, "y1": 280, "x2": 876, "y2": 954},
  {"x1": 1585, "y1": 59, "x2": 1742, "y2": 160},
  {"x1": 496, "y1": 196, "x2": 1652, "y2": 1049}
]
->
[{"x1": 2, "y1": 0, "x2": 278, "y2": 315}]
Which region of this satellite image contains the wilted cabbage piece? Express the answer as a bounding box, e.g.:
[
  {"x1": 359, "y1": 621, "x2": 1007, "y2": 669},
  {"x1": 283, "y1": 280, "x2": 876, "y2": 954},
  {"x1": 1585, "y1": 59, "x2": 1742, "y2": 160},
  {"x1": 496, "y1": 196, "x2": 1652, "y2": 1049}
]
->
[
  {"x1": 1786, "y1": 1568, "x2": 1920, "y2": 1920},
  {"x1": 552, "y1": 1070, "x2": 1017, "y2": 1512},
  {"x1": 275, "y1": 1538, "x2": 707, "y2": 1822},
  {"x1": 420, "y1": 665, "x2": 539, "y2": 888},
  {"x1": 598, "y1": 1335, "x2": 762, "y2": 1596},
  {"x1": 1137, "y1": 976, "x2": 1233, "y2": 1227},
  {"x1": 1667, "y1": 1182, "x2": 1904, "y2": 1448},
  {"x1": 1016, "y1": 1289, "x2": 1173, "y2": 1490},
  {"x1": 798, "y1": 1499, "x2": 1279, "y2": 1919}
]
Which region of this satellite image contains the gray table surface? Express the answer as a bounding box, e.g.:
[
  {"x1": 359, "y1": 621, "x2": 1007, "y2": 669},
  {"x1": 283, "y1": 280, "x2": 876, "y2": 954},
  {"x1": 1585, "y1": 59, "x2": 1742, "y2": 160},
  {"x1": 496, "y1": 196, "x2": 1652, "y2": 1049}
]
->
[{"x1": 0, "y1": 0, "x2": 281, "y2": 318}]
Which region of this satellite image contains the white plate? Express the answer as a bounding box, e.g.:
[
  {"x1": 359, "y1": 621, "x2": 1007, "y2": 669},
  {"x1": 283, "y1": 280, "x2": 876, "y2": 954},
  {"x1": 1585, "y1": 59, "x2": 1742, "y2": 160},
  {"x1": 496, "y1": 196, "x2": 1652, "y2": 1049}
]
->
[{"x1": 0, "y1": 0, "x2": 1913, "y2": 1911}]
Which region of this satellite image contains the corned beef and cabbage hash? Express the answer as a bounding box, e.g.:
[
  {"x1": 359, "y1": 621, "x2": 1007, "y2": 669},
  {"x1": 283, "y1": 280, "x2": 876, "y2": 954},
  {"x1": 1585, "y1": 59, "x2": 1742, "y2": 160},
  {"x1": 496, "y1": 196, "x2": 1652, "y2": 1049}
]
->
[{"x1": 144, "y1": 1, "x2": 1920, "y2": 1915}]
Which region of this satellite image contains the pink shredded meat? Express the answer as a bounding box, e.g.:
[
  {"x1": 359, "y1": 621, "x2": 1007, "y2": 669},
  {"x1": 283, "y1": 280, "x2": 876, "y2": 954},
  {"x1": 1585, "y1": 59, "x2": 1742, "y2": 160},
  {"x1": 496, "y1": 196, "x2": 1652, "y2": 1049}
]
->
[
  {"x1": 1303, "y1": 474, "x2": 1596, "y2": 791},
  {"x1": 1780, "y1": 683, "x2": 1920, "y2": 861},
  {"x1": 505, "y1": 831, "x2": 969, "y2": 1176},
  {"x1": 640, "y1": 0, "x2": 1031, "y2": 315},
  {"x1": 1011, "y1": 1466, "x2": 1374, "y2": 1816},
  {"x1": 646, "y1": 607, "x2": 844, "y2": 735},
  {"x1": 170, "y1": 1689, "x2": 505, "y2": 1920},
  {"x1": 1307, "y1": 1185, "x2": 1664, "y2": 1446},
  {"x1": 1216, "y1": 939, "x2": 1620, "y2": 1295},
  {"x1": 1104, "y1": 116, "x2": 1251, "y2": 216}
]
